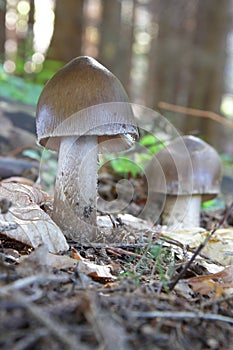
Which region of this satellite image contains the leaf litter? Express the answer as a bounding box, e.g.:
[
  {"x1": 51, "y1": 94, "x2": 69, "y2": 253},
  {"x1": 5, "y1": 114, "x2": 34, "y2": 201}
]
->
[{"x1": 0, "y1": 182, "x2": 233, "y2": 349}]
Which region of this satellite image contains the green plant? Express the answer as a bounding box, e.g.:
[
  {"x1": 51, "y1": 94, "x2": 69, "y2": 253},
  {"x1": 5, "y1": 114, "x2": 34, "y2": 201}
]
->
[
  {"x1": 110, "y1": 157, "x2": 142, "y2": 178},
  {"x1": 0, "y1": 65, "x2": 43, "y2": 104},
  {"x1": 119, "y1": 270, "x2": 140, "y2": 286},
  {"x1": 105, "y1": 134, "x2": 165, "y2": 178},
  {"x1": 201, "y1": 198, "x2": 225, "y2": 210},
  {"x1": 148, "y1": 243, "x2": 172, "y2": 284},
  {"x1": 139, "y1": 134, "x2": 165, "y2": 154}
]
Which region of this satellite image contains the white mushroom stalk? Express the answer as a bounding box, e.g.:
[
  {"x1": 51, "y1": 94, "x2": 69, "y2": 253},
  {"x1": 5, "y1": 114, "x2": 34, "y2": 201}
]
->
[
  {"x1": 148, "y1": 135, "x2": 222, "y2": 229},
  {"x1": 162, "y1": 195, "x2": 202, "y2": 229},
  {"x1": 52, "y1": 136, "x2": 98, "y2": 241}
]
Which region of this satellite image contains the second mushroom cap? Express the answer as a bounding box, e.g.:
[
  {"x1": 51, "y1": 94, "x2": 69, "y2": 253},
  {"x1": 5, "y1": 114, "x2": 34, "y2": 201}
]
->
[{"x1": 151, "y1": 135, "x2": 222, "y2": 201}]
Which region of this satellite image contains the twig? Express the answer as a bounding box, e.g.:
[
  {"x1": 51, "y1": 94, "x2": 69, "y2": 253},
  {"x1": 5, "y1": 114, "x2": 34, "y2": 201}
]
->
[
  {"x1": 202, "y1": 294, "x2": 233, "y2": 307},
  {"x1": 0, "y1": 274, "x2": 70, "y2": 295},
  {"x1": 159, "y1": 236, "x2": 224, "y2": 266},
  {"x1": 106, "y1": 246, "x2": 144, "y2": 258},
  {"x1": 11, "y1": 292, "x2": 87, "y2": 350},
  {"x1": 128, "y1": 310, "x2": 233, "y2": 324},
  {"x1": 158, "y1": 101, "x2": 233, "y2": 129},
  {"x1": 12, "y1": 329, "x2": 49, "y2": 350},
  {"x1": 168, "y1": 202, "x2": 233, "y2": 291}
]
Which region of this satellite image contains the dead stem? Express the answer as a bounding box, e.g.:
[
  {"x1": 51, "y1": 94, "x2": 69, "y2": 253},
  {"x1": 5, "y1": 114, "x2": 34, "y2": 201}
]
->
[
  {"x1": 128, "y1": 310, "x2": 233, "y2": 324},
  {"x1": 202, "y1": 295, "x2": 233, "y2": 308},
  {"x1": 0, "y1": 274, "x2": 70, "y2": 295},
  {"x1": 158, "y1": 101, "x2": 233, "y2": 129}
]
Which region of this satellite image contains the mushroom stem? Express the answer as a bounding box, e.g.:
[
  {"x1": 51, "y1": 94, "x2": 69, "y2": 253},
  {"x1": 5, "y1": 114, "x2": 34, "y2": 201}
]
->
[
  {"x1": 52, "y1": 135, "x2": 98, "y2": 241},
  {"x1": 162, "y1": 195, "x2": 202, "y2": 229}
]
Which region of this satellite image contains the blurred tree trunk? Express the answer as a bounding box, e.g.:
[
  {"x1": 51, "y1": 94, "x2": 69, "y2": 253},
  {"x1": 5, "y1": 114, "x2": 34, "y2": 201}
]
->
[
  {"x1": 116, "y1": 0, "x2": 135, "y2": 93},
  {"x1": 99, "y1": 0, "x2": 134, "y2": 91},
  {"x1": 28, "y1": 0, "x2": 35, "y2": 33},
  {"x1": 145, "y1": 0, "x2": 230, "y2": 151},
  {"x1": 152, "y1": 1, "x2": 181, "y2": 106},
  {"x1": 146, "y1": 1, "x2": 197, "y2": 110},
  {"x1": 186, "y1": 0, "x2": 230, "y2": 150},
  {"x1": 98, "y1": 1, "x2": 121, "y2": 72},
  {"x1": 0, "y1": 0, "x2": 6, "y2": 58},
  {"x1": 188, "y1": 0, "x2": 228, "y2": 111},
  {"x1": 48, "y1": 0, "x2": 84, "y2": 62}
]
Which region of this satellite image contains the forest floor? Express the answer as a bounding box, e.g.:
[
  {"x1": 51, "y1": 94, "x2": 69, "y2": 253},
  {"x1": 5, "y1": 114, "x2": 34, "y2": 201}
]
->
[
  {"x1": 0, "y1": 207, "x2": 233, "y2": 350},
  {"x1": 0, "y1": 97, "x2": 233, "y2": 349}
]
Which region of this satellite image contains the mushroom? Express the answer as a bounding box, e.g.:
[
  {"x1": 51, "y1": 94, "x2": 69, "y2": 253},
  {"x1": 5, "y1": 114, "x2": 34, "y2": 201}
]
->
[
  {"x1": 36, "y1": 56, "x2": 138, "y2": 242},
  {"x1": 149, "y1": 135, "x2": 222, "y2": 228}
]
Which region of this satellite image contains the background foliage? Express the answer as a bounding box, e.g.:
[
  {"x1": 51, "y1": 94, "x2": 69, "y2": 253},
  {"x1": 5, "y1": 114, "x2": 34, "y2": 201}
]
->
[{"x1": 0, "y1": 0, "x2": 233, "y2": 155}]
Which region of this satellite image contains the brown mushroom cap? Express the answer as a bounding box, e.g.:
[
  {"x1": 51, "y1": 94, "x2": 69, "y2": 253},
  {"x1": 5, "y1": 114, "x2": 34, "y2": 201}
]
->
[
  {"x1": 36, "y1": 56, "x2": 138, "y2": 152},
  {"x1": 151, "y1": 135, "x2": 222, "y2": 201}
]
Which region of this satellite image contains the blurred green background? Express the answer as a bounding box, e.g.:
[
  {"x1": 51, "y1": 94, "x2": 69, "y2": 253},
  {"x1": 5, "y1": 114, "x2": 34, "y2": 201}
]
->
[
  {"x1": 0, "y1": 0, "x2": 233, "y2": 194},
  {"x1": 1, "y1": 0, "x2": 233, "y2": 153}
]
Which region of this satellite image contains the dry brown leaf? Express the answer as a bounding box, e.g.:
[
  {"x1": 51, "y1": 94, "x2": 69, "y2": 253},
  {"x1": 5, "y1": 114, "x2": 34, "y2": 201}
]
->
[
  {"x1": 188, "y1": 279, "x2": 217, "y2": 295},
  {"x1": 76, "y1": 260, "x2": 116, "y2": 281},
  {"x1": 187, "y1": 266, "x2": 233, "y2": 296},
  {"x1": 19, "y1": 246, "x2": 116, "y2": 281},
  {"x1": 71, "y1": 247, "x2": 83, "y2": 261}
]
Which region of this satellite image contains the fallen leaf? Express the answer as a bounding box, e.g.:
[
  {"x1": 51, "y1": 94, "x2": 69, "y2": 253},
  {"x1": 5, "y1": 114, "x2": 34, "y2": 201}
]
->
[
  {"x1": 0, "y1": 219, "x2": 18, "y2": 231},
  {"x1": 19, "y1": 246, "x2": 116, "y2": 281},
  {"x1": 0, "y1": 206, "x2": 69, "y2": 253},
  {"x1": 187, "y1": 266, "x2": 233, "y2": 296},
  {"x1": 0, "y1": 182, "x2": 50, "y2": 206},
  {"x1": 161, "y1": 227, "x2": 207, "y2": 248},
  {"x1": 76, "y1": 260, "x2": 116, "y2": 281},
  {"x1": 71, "y1": 247, "x2": 83, "y2": 261},
  {"x1": 1, "y1": 176, "x2": 35, "y2": 187},
  {"x1": 41, "y1": 250, "x2": 78, "y2": 270},
  {"x1": 47, "y1": 251, "x2": 116, "y2": 281},
  {"x1": 203, "y1": 228, "x2": 233, "y2": 265},
  {"x1": 161, "y1": 227, "x2": 233, "y2": 265},
  {"x1": 0, "y1": 183, "x2": 68, "y2": 253},
  {"x1": 18, "y1": 245, "x2": 77, "y2": 273}
]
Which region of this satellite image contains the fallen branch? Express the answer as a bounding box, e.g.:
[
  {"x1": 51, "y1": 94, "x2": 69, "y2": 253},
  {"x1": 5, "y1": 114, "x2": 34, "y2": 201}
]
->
[
  {"x1": 158, "y1": 101, "x2": 233, "y2": 129},
  {"x1": 128, "y1": 310, "x2": 233, "y2": 324},
  {"x1": 0, "y1": 274, "x2": 70, "y2": 295}
]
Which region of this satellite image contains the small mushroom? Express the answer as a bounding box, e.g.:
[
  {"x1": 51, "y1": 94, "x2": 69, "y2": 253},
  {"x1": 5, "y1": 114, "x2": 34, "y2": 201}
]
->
[
  {"x1": 149, "y1": 135, "x2": 222, "y2": 228},
  {"x1": 36, "y1": 56, "x2": 138, "y2": 242}
]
